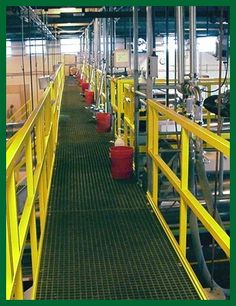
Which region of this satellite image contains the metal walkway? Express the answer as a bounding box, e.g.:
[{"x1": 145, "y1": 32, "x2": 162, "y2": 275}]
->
[{"x1": 36, "y1": 77, "x2": 200, "y2": 300}]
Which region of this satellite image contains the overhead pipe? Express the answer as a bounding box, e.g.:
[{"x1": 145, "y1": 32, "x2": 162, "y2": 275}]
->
[
  {"x1": 19, "y1": 6, "x2": 56, "y2": 40},
  {"x1": 176, "y1": 6, "x2": 185, "y2": 84}
]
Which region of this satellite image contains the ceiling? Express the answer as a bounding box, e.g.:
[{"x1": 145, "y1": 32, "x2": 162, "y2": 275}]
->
[{"x1": 6, "y1": 6, "x2": 230, "y2": 41}]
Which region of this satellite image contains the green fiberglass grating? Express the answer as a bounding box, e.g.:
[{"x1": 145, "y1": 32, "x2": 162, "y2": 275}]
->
[{"x1": 36, "y1": 77, "x2": 200, "y2": 300}]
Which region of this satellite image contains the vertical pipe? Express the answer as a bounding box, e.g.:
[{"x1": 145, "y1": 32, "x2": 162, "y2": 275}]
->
[
  {"x1": 189, "y1": 6, "x2": 197, "y2": 80},
  {"x1": 103, "y1": 17, "x2": 110, "y2": 113},
  {"x1": 110, "y1": 14, "x2": 114, "y2": 75},
  {"x1": 87, "y1": 26, "x2": 91, "y2": 81},
  {"x1": 176, "y1": 6, "x2": 185, "y2": 84},
  {"x1": 98, "y1": 19, "x2": 101, "y2": 70},
  {"x1": 34, "y1": 25, "x2": 39, "y2": 104},
  {"x1": 165, "y1": 7, "x2": 170, "y2": 106},
  {"x1": 94, "y1": 19, "x2": 98, "y2": 69},
  {"x1": 94, "y1": 19, "x2": 99, "y2": 102},
  {"x1": 146, "y1": 6, "x2": 153, "y2": 98},
  {"x1": 28, "y1": 8, "x2": 34, "y2": 111},
  {"x1": 124, "y1": 18, "x2": 127, "y2": 75},
  {"x1": 133, "y1": 7, "x2": 139, "y2": 179},
  {"x1": 105, "y1": 18, "x2": 109, "y2": 75},
  {"x1": 45, "y1": 13, "x2": 50, "y2": 75},
  {"x1": 84, "y1": 29, "x2": 87, "y2": 65},
  {"x1": 21, "y1": 16, "x2": 28, "y2": 119},
  {"x1": 41, "y1": 11, "x2": 45, "y2": 75},
  {"x1": 102, "y1": 18, "x2": 106, "y2": 62}
]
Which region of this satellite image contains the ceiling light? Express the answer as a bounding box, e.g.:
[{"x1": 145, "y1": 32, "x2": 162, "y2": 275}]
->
[{"x1": 60, "y1": 7, "x2": 78, "y2": 13}]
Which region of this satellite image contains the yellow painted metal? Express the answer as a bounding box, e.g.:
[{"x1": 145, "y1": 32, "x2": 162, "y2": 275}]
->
[
  {"x1": 7, "y1": 99, "x2": 32, "y2": 124},
  {"x1": 110, "y1": 78, "x2": 134, "y2": 137},
  {"x1": 147, "y1": 99, "x2": 230, "y2": 265},
  {"x1": 6, "y1": 64, "x2": 65, "y2": 300},
  {"x1": 152, "y1": 110, "x2": 159, "y2": 205},
  {"x1": 179, "y1": 128, "x2": 189, "y2": 256},
  {"x1": 146, "y1": 192, "x2": 208, "y2": 300},
  {"x1": 148, "y1": 100, "x2": 230, "y2": 158}
]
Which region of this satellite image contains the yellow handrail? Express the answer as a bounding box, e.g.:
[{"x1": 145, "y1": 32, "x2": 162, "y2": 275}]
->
[
  {"x1": 7, "y1": 99, "x2": 32, "y2": 124},
  {"x1": 147, "y1": 99, "x2": 230, "y2": 299},
  {"x1": 147, "y1": 99, "x2": 230, "y2": 257},
  {"x1": 6, "y1": 64, "x2": 65, "y2": 300}
]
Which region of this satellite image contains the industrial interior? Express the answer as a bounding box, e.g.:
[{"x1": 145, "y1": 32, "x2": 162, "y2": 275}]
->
[{"x1": 6, "y1": 6, "x2": 230, "y2": 300}]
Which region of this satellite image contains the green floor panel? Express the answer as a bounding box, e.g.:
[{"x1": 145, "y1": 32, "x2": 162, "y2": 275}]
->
[{"x1": 36, "y1": 77, "x2": 200, "y2": 300}]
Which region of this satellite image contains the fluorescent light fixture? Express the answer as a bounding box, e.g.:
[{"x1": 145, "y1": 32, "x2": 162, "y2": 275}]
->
[
  {"x1": 49, "y1": 23, "x2": 89, "y2": 27},
  {"x1": 45, "y1": 8, "x2": 82, "y2": 15},
  {"x1": 59, "y1": 30, "x2": 83, "y2": 34},
  {"x1": 60, "y1": 7, "x2": 78, "y2": 13}
]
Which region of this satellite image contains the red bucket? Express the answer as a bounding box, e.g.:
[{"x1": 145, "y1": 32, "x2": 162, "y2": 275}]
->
[
  {"x1": 96, "y1": 112, "x2": 111, "y2": 133},
  {"x1": 81, "y1": 82, "x2": 90, "y2": 93},
  {"x1": 110, "y1": 146, "x2": 133, "y2": 179},
  {"x1": 85, "y1": 90, "x2": 94, "y2": 105}
]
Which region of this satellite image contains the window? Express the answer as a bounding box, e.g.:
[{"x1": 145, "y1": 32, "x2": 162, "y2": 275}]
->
[
  {"x1": 60, "y1": 38, "x2": 80, "y2": 54},
  {"x1": 197, "y1": 36, "x2": 217, "y2": 53},
  {"x1": 6, "y1": 40, "x2": 11, "y2": 57},
  {"x1": 25, "y1": 40, "x2": 46, "y2": 54}
]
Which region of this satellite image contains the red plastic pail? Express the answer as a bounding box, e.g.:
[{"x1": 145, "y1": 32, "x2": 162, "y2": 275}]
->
[
  {"x1": 96, "y1": 113, "x2": 111, "y2": 132},
  {"x1": 81, "y1": 82, "x2": 90, "y2": 93},
  {"x1": 110, "y1": 146, "x2": 133, "y2": 179},
  {"x1": 85, "y1": 90, "x2": 94, "y2": 104}
]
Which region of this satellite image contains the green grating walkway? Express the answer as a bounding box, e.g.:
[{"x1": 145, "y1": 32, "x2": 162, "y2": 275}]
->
[{"x1": 36, "y1": 77, "x2": 201, "y2": 300}]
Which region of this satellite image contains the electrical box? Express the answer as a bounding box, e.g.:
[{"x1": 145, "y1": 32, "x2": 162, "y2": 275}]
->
[
  {"x1": 148, "y1": 55, "x2": 158, "y2": 77},
  {"x1": 113, "y1": 49, "x2": 130, "y2": 68},
  {"x1": 38, "y1": 75, "x2": 51, "y2": 90}
]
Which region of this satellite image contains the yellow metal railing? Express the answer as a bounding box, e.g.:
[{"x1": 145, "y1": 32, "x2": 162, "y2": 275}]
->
[
  {"x1": 116, "y1": 78, "x2": 230, "y2": 148},
  {"x1": 110, "y1": 78, "x2": 134, "y2": 137},
  {"x1": 6, "y1": 64, "x2": 65, "y2": 300},
  {"x1": 7, "y1": 99, "x2": 32, "y2": 124},
  {"x1": 147, "y1": 99, "x2": 230, "y2": 299}
]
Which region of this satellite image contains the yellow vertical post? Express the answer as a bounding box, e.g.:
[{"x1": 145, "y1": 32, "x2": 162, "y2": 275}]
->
[
  {"x1": 179, "y1": 128, "x2": 189, "y2": 256},
  {"x1": 148, "y1": 106, "x2": 153, "y2": 152},
  {"x1": 7, "y1": 173, "x2": 23, "y2": 299},
  {"x1": 152, "y1": 110, "x2": 159, "y2": 205},
  {"x1": 37, "y1": 109, "x2": 46, "y2": 230},
  {"x1": 26, "y1": 137, "x2": 38, "y2": 281},
  {"x1": 117, "y1": 81, "x2": 123, "y2": 134},
  {"x1": 6, "y1": 224, "x2": 13, "y2": 299},
  {"x1": 15, "y1": 268, "x2": 24, "y2": 299}
]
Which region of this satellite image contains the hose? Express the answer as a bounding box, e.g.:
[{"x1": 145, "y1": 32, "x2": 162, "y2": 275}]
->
[{"x1": 189, "y1": 144, "x2": 230, "y2": 299}]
